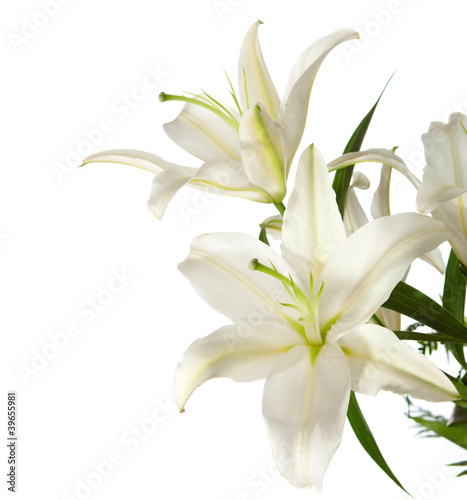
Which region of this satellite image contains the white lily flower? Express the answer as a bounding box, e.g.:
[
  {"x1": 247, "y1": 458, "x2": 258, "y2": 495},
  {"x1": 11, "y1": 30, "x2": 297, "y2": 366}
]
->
[
  {"x1": 82, "y1": 21, "x2": 358, "y2": 218},
  {"x1": 345, "y1": 165, "x2": 444, "y2": 330},
  {"x1": 259, "y1": 150, "x2": 445, "y2": 272},
  {"x1": 174, "y1": 144, "x2": 458, "y2": 490},
  {"x1": 416, "y1": 112, "x2": 467, "y2": 267}
]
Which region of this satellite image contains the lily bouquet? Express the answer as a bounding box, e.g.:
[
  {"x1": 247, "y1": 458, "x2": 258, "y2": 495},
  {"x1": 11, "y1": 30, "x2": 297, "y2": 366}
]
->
[{"x1": 80, "y1": 21, "x2": 467, "y2": 494}]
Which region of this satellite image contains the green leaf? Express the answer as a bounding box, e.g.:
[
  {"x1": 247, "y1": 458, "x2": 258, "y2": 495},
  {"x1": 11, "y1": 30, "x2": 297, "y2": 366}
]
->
[
  {"x1": 443, "y1": 250, "x2": 467, "y2": 367},
  {"x1": 448, "y1": 459, "x2": 467, "y2": 477},
  {"x1": 445, "y1": 374, "x2": 467, "y2": 401},
  {"x1": 409, "y1": 414, "x2": 467, "y2": 449},
  {"x1": 448, "y1": 460, "x2": 467, "y2": 467},
  {"x1": 332, "y1": 73, "x2": 394, "y2": 217},
  {"x1": 383, "y1": 282, "x2": 467, "y2": 342},
  {"x1": 347, "y1": 391, "x2": 409, "y2": 494},
  {"x1": 394, "y1": 331, "x2": 462, "y2": 343},
  {"x1": 448, "y1": 460, "x2": 467, "y2": 477},
  {"x1": 408, "y1": 404, "x2": 467, "y2": 476}
]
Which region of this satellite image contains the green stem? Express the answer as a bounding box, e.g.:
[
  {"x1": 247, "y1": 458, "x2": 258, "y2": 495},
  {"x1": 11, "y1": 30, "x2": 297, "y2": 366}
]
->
[{"x1": 274, "y1": 202, "x2": 286, "y2": 216}]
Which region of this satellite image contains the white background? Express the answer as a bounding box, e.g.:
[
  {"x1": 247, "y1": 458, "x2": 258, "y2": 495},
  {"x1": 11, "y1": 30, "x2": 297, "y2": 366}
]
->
[{"x1": 2, "y1": 0, "x2": 467, "y2": 499}]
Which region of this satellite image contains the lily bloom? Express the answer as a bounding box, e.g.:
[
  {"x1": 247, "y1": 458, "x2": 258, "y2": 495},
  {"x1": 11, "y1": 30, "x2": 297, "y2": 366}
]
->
[
  {"x1": 417, "y1": 112, "x2": 467, "y2": 267},
  {"x1": 345, "y1": 167, "x2": 445, "y2": 330},
  {"x1": 260, "y1": 160, "x2": 444, "y2": 331},
  {"x1": 174, "y1": 144, "x2": 459, "y2": 490},
  {"x1": 81, "y1": 21, "x2": 358, "y2": 218}
]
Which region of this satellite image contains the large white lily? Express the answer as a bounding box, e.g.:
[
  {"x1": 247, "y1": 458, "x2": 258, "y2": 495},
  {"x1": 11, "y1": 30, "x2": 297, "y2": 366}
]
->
[
  {"x1": 81, "y1": 21, "x2": 358, "y2": 218},
  {"x1": 259, "y1": 160, "x2": 444, "y2": 331},
  {"x1": 346, "y1": 167, "x2": 445, "y2": 330},
  {"x1": 417, "y1": 112, "x2": 467, "y2": 267},
  {"x1": 174, "y1": 144, "x2": 459, "y2": 490}
]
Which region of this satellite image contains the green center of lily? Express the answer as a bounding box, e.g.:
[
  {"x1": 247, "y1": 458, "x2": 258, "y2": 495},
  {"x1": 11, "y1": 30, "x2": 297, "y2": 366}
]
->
[{"x1": 249, "y1": 258, "x2": 326, "y2": 347}]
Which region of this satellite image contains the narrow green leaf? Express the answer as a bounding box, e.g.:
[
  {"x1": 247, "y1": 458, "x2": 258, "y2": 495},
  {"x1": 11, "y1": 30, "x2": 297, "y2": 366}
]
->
[
  {"x1": 443, "y1": 250, "x2": 467, "y2": 367},
  {"x1": 448, "y1": 460, "x2": 467, "y2": 467},
  {"x1": 347, "y1": 391, "x2": 409, "y2": 494},
  {"x1": 383, "y1": 282, "x2": 467, "y2": 342},
  {"x1": 449, "y1": 458, "x2": 467, "y2": 475},
  {"x1": 394, "y1": 331, "x2": 462, "y2": 343},
  {"x1": 409, "y1": 415, "x2": 467, "y2": 449},
  {"x1": 332, "y1": 73, "x2": 394, "y2": 217}
]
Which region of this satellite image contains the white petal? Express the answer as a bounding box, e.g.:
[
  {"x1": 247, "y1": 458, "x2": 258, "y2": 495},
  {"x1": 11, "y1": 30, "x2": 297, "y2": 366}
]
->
[
  {"x1": 417, "y1": 165, "x2": 467, "y2": 214},
  {"x1": 422, "y1": 112, "x2": 467, "y2": 188},
  {"x1": 282, "y1": 145, "x2": 345, "y2": 280},
  {"x1": 351, "y1": 171, "x2": 370, "y2": 190},
  {"x1": 260, "y1": 215, "x2": 283, "y2": 241},
  {"x1": 319, "y1": 213, "x2": 450, "y2": 339},
  {"x1": 420, "y1": 247, "x2": 446, "y2": 274},
  {"x1": 370, "y1": 165, "x2": 446, "y2": 273},
  {"x1": 328, "y1": 149, "x2": 420, "y2": 189},
  {"x1": 371, "y1": 164, "x2": 392, "y2": 219},
  {"x1": 338, "y1": 324, "x2": 460, "y2": 402},
  {"x1": 178, "y1": 233, "x2": 302, "y2": 328},
  {"x1": 147, "y1": 166, "x2": 194, "y2": 219},
  {"x1": 375, "y1": 308, "x2": 401, "y2": 332},
  {"x1": 239, "y1": 103, "x2": 287, "y2": 202},
  {"x1": 280, "y1": 28, "x2": 359, "y2": 167},
  {"x1": 174, "y1": 323, "x2": 304, "y2": 411},
  {"x1": 263, "y1": 343, "x2": 350, "y2": 490},
  {"x1": 344, "y1": 187, "x2": 369, "y2": 236},
  {"x1": 432, "y1": 196, "x2": 467, "y2": 267},
  {"x1": 190, "y1": 159, "x2": 272, "y2": 202},
  {"x1": 238, "y1": 21, "x2": 280, "y2": 119},
  {"x1": 163, "y1": 101, "x2": 241, "y2": 161},
  {"x1": 82, "y1": 149, "x2": 193, "y2": 174}
]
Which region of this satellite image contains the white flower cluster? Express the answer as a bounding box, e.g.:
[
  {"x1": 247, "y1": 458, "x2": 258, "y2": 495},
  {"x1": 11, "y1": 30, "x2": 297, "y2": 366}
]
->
[{"x1": 80, "y1": 21, "x2": 466, "y2": 493}]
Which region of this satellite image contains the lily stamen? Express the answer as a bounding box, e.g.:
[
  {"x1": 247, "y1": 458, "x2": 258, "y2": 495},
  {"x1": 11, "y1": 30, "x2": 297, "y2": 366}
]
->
[
  {"x1": 159, "y1": 91, "x2": 239, "y2": 132},
  {"x1": 249, "y1": 258, "x2": 324, "y2": 344}
]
